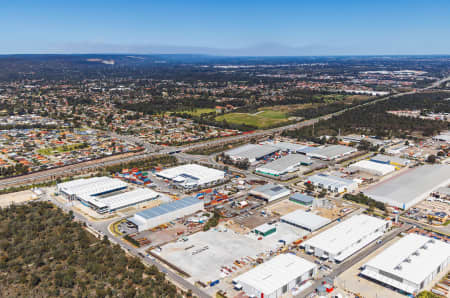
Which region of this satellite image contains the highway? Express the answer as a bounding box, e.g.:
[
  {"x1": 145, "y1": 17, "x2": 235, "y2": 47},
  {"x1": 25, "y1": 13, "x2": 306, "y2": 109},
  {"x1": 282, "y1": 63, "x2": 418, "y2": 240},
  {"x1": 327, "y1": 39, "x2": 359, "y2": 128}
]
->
[{"x1": 0, "y1": 75, "x2": 449, "y2": 190}]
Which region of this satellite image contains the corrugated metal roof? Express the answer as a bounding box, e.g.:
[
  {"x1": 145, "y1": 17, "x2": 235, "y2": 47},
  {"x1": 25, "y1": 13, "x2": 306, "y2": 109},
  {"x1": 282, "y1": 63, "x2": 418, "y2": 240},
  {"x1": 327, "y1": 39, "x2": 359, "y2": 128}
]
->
[
  {"x1": 290, "y1": 193, "x2": 314, "y2": 204},
  {"x1": 281, "y1": 210, "x2": 330, "y2": 231},
  {"x1": 225, "y1": 144, "x2": 279, "y2": 160},
  {"x1": 362, "y1": 234, "x2": 450, "y2": 287},
  {"x1": 236, "y1": 254, "x2": 316, "y2": 295},
  {"x1": 133, "y1": 196, "x2": 200, "y2": 219},
  {"x1": 364, "y1": 164, "x2": 450, "y2": 209},
  {"x1": 256, "y1": 154, "x2": 312, "y2": 173}
]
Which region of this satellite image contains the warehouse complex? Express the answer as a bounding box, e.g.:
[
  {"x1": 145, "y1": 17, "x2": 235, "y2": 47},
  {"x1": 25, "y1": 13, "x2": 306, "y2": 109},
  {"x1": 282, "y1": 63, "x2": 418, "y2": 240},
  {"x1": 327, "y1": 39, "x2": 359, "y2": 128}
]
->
[
  {"x1": 348, "y1": 160, "x2": 396, "y2": 176},
  {"x1": 57, "y1": 177, "x2": 161, "y2": 213},
  {"x1": 307, "y1": 173, "x2": 358, "y2": 193},
  {"x1": 370, "y1": 154, "x2": 410, "y2": 167},
  {"x1": 235, "y1": 254, "x2": 317, "y2": 298},
  {"x1": 255, "y1": 154, "x2": 312, "y2": 176},
  {"x1": 80, "y1": 188, "x2": 160, "y2": 213},
  {"x1": 128, "y1": 196, "x2": 203, "y2": 232},
  {"x1": 289, "y1": 193, "x2": 314, "y2": 206},
  {"x1": 302, "y1": 214, "x2": 390, "y2": 262},
  {"x1": 225, "y1": 144, "x2": 279, "y2": 164},
  {"x1": 58, "y1": 177, "x2": 127, "y2": 200},
  {"x1": 249, "y1": 184, "x2": 291, "y2": 202},
  {"x1": 157, "y1": 164, "x2": 225, "y2": 189},
  {"x1": 364, "y1": 164, "x2": 450, "y2": 209},
  {"x1": 281, "y1": 210, "x2": 331, "y2": 232},
  {"x1": 361, "y1": 234, "x2": 450, "y2": 295},
  {"x1": 306, "y1": 145, "x2": 357, "y2": 161},
  {"x1": 268, "y1": 141, "x2": 308, "y2": 153}
]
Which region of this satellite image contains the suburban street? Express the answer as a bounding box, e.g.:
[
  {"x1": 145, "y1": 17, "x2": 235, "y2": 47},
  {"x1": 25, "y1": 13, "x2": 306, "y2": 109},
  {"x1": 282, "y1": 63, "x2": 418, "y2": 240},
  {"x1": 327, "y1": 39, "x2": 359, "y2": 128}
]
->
[{"x1": 1, "y1": 76, "x2": 448, "y2": 191}]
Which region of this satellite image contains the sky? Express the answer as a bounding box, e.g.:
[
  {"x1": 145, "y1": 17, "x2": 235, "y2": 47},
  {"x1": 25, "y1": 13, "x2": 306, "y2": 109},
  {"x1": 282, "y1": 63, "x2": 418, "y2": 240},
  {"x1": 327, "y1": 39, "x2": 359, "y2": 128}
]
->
[{"x1": 1, "y1": 0, "x2": 450, "y2": 55}]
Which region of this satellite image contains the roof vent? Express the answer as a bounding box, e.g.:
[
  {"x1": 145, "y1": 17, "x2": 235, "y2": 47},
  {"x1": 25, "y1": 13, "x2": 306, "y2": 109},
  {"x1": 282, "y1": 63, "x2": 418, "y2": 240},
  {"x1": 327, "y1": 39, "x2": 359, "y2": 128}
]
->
[
  {"x1": 413, "y1": 251, "x2": 420, "y2": 256},
  {"x1": 394, "y1": 264, "x2": 402, "y2": 270},
  {"x1": 404, "y1": 258, "x2": 411, "y2": 263}
]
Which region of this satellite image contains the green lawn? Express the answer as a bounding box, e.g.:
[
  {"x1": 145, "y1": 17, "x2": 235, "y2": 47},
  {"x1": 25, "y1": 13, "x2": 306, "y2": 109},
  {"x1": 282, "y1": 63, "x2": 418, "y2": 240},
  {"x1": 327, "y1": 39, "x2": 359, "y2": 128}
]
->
[
  {"x1": 215, "y1": 109, "x2": 291, "y2": 128},
  {"x1": 37, "y1": 143, "x2": 88, "y2": 156},
  {"x1": 174, "y1": 108, "x2": 216, "y2": 116}
]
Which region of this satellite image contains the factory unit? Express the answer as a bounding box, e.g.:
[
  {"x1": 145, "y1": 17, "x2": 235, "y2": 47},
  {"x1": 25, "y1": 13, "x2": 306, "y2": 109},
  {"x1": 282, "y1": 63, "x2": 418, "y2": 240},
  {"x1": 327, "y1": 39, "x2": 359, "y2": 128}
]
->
[
  {"x1": 370, "y1": 154, "x2": 410, "y2": 167},
  {"x1": 57, "y1": 177, "x2": 128, "y2": 200},
  {"x1": 348, "y1": 160, "x2": 396, "y2": 176},
  {"x1": 255, "y1": 154, "x2": 313, "y2": 176},
  {"x1": 80, "y1": 188, "x2": 160, "y2": 214},
  {"x1": 253, "y1": 223, "x2": 277, "y2": 237},
  {"x1": 225, "y1": 144, "x2": 279, "y2": 164},
  {"x1": 361, "y1": 234, "x2": 450, "y2": 295},
  {"x1": 281, "y1": 210, "x2": 331, "y2": 232},
  {"x1": 235, "y1": 254, "x2": 317, "y2": 298},
  {"x1": 364, "y1": 164, "x2": 450, "y2": 210},
  {"x1": 289, "y1": 193, "x2": 314, "y2": 206},
  {"x1": 267, "y1": 141, "x2": 309, "y2": 153},
  {"x1": 306, "y1": 145, "x2": 357, "y2": 161},
  {"x1": 249, "y1": 184, "x2": 291, "y2": 202},
  {"x1": 157, "y1": 164, "x2": 225, "y2": 189},
  {"x1": 307, "y1": 173, "x2": 358, "y2": 193},
  {"x1": 128, "y1": 196, "x2": 203, "y2": 232},
  {"x1": 302, "y1": 214, "x2": 390, "y2": 263},
  {"x1": 433, "y1": 131, "x2": 450, "y2": 143}
]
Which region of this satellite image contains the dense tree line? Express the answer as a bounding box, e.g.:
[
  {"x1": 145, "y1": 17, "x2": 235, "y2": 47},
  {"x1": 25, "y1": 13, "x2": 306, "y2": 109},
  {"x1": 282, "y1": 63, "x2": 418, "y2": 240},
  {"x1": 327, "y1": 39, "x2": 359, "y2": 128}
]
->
[
  {"x1": 0, "y1": 202, "x2": 183, "y2": 297},
  {"x1": 343, "y1": 193, "x2": 386, "y2": 211},
  {"x1": 104, "y1": 155, "x2": 178, "y2": 174},
  {"x1": 283, "y1": 92, "x2": 449, "y2": 140}
]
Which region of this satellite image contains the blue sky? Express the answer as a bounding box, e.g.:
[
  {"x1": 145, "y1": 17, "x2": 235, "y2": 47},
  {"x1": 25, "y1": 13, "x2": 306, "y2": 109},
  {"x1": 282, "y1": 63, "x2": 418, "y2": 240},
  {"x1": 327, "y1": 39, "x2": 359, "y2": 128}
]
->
[{"x1": 1, "y1": 0, "x2": 449, "y2": 55}]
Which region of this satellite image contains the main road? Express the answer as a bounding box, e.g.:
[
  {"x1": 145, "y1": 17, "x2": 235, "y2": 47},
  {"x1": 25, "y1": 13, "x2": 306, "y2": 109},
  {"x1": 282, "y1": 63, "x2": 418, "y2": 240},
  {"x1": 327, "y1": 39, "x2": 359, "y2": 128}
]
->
[{"x1": 0, "y1": 75, "x2": 449, "y2": 190}]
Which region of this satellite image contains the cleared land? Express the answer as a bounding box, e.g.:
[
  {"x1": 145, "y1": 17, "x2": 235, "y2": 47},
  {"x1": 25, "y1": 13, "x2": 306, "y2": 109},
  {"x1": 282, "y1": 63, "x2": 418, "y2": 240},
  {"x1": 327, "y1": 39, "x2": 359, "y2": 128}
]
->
[
  {"x1": 215, "y1": 108, "x2": 292, "y2": 128},
  {"x1": 155, "y1": 222, "x2": 308, "y2": 282},
  {"x1": 0, "y1": 190, "x2": 37, "y2": 208},
  {"x1": 175, "y1": 108, "x2": 216, "y2": 116}
]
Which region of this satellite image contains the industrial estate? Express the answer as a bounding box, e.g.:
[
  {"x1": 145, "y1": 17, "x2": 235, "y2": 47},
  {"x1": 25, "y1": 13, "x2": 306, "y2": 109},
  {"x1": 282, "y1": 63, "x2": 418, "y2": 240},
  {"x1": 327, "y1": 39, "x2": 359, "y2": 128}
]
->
[{"x1": 0, "y1": 54, "x2": 449, "y2": 298}]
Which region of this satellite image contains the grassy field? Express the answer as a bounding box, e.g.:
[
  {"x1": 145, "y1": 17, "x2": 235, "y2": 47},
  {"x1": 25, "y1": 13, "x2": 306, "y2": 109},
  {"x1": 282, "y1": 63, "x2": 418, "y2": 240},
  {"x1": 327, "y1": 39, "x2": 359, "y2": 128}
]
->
[
  {"x1": 215, "y1": 108, "x2": 291, "y2": 128},
  {"x1": 174, "y1": 108, "x2": 216, "y2": 116},
  {"x1": 37, "y1": 143, "x2": 88, "y2": 155}
]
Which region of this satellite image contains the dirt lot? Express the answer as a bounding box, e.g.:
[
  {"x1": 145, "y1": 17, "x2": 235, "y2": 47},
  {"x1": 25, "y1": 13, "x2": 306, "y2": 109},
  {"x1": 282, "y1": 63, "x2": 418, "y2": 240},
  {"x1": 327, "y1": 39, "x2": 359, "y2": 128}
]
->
[
  {"x1": 0, "y1": 190, "x2": 37, "y2": 208},
  {"x1": 267, "y1": 199, "x2": 306, "y2": 216}
]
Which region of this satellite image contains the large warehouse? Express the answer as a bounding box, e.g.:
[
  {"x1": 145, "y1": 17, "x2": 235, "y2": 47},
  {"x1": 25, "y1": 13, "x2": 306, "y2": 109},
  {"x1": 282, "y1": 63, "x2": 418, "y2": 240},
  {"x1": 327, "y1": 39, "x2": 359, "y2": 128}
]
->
[
  {"x1": 57, "y1": 177, "x2": 128, "y2": 200},
  {"x1": 348, "y1": 160, "x2": 396, "y2": 176},
  {"x1": 225, "y1": 144, "x2": 279, "y2": 164},
  {"x1": 255, "y1": 154, "x2": 312, "y2": 176},
  {"x1": 157, "y1": 164, "x2": 225, "y2": 189},
  {"x1": 364, "y1": 164, "x2": 450, "y2": 209},
  {"x1": 281, "y1": 209, "x2": 331, "y2": 232},
  {"x1": 370, "y1": 154, "x2": 410, "y2": 167},
  {"x1": 307, "y1": 173, "x2": 358, "y2": 193},
  {"x1": 249, "y1": 184, "x2": 291, "y2": 202},
  {"x1": 361, "y1": 234, "x2": 450, "y2": 295},
  {"x1": 235, "y1": 254, "x2": 317, "y2": 298},
  {"x1": 306, "y1": 145, "x2": 357, "y2": 161},
  {"x1": 80, "y1": 188, "x2": 160, "y2": 213},
  {"x1": 128, "y1": 196, "x2": 203, "y2": 232},
  {"x1": 302, "y1": 214, "x2": 390, "y2": 262}
]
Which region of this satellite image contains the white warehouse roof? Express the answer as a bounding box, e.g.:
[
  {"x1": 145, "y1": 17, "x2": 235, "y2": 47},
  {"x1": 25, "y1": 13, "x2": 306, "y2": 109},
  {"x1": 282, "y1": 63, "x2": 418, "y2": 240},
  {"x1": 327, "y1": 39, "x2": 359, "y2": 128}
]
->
[
  {"x1": 364, "y1": 164, "x2": 450, "y2": 209},
  {"x1": 157, "y1": 164, "x2": 225, "y2": 187},
  {"x1": 303, "y1": 214, "x2": 388, "y2": 258},
  {"x1": 94, "y1": 188, "x2": 159, "y2": 211},
  {"x1": 256, "y1": 154, "x2": 312, "y2": 176},
  {"x1": 58, "y1": 177, "x2": 128, "y2": 197},
  {"x1": 281, "y1": 210, "x2": 331, "y2": 231},
  {"x1": 236, "y1": 254, "x2": 316, "y2": 296},
  {"x1": 225, "y1": 144, "x2": 279, "y2": 161},
  {"x1": 307, "y1": 145, "x2": 356, "y2": 160},
  {"x1": 362, "y1": 234, "x2": 450, "y2": 294},
  {"x1": 349, "y1": 160, "x2": 396, "y2": 176}
]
